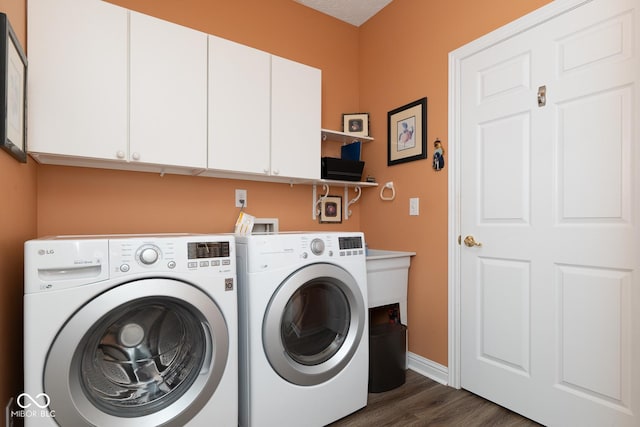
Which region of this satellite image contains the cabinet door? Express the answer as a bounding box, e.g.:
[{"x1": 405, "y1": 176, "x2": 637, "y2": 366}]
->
[
  {"x1": 208, "y1": 36, "x2": 271, "y2": 174},
  {"x1": 28, "y1": 0, "x2": 128, "y2": 160},
  {"x1": 130, "y1": 12, "x2": 208, "y2": 168},
  {"x1": 271, "y1": 56, "x2": 321, "y2": 180}
]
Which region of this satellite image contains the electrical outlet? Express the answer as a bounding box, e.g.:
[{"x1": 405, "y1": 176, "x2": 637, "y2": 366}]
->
[
  {"x1": 409, "y1": 197, "x2": 419, "y2": 216},
  {"x1": 235, "y1": 189, "x2": 247, "y2": 208}
]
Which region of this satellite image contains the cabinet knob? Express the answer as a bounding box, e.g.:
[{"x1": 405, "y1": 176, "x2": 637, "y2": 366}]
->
[
  {"x1": 116, "y1": 150, "x2": 125, "y2": 159},
  {"x1": 132, "y1": 152, "x2": 141, "y2": 161}
]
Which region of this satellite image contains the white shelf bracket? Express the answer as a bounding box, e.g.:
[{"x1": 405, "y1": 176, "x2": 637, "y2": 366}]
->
[
  {"x1": 344, "y1": 185, "x2": 362, "y2": 220},
  {"x1": 312, "y1": 183, "x2": 330, "y2": 220}
]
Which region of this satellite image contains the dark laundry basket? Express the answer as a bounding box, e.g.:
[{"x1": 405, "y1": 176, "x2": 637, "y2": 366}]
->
[{"x1": 368, "y1": 322, "x2": 407, "y2": 393}]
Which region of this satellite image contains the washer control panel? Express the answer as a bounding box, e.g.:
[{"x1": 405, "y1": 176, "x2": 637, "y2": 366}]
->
[
  {"x1": 112, "y1": 239, "x2": 177, "y2": 273},
  {"x1": 25, "y1": 234, "x2": 236, "y2": 293},
  {"x1": 110, "y1": 235, "x2": 234, "y2": 276},
  {"x1": 186, "y1": 240, "x2": 232, "y2": 269}
]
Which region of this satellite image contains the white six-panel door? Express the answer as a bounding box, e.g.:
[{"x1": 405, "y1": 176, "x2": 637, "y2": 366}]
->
[{"x1": 452, "y1": 0, "x2": 639, "y2": 425}]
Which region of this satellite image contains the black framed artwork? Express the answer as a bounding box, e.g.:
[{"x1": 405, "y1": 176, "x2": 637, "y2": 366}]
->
[
  {"x1": 387, "y1": 97, "x2": 427, "y2": 166},
  {"x1": 0, "y1": 13, "x2": 27, "y2": 163}
]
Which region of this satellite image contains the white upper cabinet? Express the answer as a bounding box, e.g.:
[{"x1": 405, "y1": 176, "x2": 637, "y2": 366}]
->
[
  {"x1": 28, "y1": 0, "x2": 128, "y2": 161},
  {"x1": 129, "y1": 12, "x2": 208, "y2": 169},
  {"x1": 208, "y1": 35, "x2": 271, "y2": 174},
  {"x1": 271, "y1": 56, "x2": 321, "y2": 180},
  {"x1": 208, "y1": 40, "x2": 321, "y2": 181},
  {"x1": 28, "y1": 1, "x2": 321, "y2": 181}
]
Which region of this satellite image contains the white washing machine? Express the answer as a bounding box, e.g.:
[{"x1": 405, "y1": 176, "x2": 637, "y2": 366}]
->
[
  {"x1": 23, "y1": 234, "x2": 238, "y2": 427},
  {"x1": 236, "y1": 232, "x2": 368, "y2": 427}
]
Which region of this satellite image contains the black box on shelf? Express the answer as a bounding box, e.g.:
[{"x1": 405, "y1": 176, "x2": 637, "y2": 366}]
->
[{"x1": 321, "y1": 157, "x2": 365, "y2": 182}]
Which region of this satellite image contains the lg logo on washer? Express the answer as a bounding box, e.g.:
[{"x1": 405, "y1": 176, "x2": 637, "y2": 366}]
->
[
  {"x1": 9, "y1": 393, "x2": 56, "y2": 420},
  {"x1": 37, "y1": 249, "x2": 54, "y2": 255}
]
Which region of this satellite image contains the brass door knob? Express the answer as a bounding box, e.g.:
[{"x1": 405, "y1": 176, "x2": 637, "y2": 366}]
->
[{"x1": 464, "y1": 235, "x2": 482, "y2": 247}]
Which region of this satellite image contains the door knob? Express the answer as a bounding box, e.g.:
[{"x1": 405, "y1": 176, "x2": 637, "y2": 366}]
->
[{"x1": 464, "y1": 235, "x2": 482, "y2": 247}]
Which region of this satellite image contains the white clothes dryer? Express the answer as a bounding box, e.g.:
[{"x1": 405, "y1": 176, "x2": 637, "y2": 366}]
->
[
  {"x1": 23, "y1": 234, "x2": 238, "y2": 427},
  {"x1": 236, "y1": 232, "x2": 369, "y2": 427}
]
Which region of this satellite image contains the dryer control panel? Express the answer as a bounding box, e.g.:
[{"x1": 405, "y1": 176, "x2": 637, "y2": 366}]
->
[{"x1": 238, "y1": 232, "x2": 366, "y2": 273}]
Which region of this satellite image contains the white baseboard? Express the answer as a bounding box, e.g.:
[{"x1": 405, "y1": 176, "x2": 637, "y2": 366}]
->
[{"x1": 407, "y1": 352, "x2": 449, "y2": 385}]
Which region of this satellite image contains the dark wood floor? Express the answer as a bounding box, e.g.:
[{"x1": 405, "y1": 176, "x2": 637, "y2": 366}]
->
[{"x1": 329, "y1": 370, "x2": 543, "y2": 427}]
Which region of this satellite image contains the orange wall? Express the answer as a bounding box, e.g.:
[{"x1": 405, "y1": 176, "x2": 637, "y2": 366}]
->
[
  {"x1": 0, "y1": 0, "x2": 35, "y2": 412},
  {"x1": 357, "y1": 0, "x2": 551, "y2": 364}
]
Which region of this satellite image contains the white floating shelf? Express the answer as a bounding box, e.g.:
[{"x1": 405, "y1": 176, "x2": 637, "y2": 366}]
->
[
  {"x1": 321, "y1": 129, "x2": 374, "y2": 144},
  {"x1": 314, "y1": 178, "x2": 378, "y2": 188}
]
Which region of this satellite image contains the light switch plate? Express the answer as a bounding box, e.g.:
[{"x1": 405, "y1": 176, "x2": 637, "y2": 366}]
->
[{"x1": 409, "y1": 197, "x2": 419, "y2": 216}]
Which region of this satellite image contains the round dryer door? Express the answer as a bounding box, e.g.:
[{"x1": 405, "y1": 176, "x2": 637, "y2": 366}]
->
[
  {"x1": 44, "y1": 278, "x2": 229, "y2": 427},
  {"x1": 263, "y1": 263, "x2": 365, "y2": 386}
]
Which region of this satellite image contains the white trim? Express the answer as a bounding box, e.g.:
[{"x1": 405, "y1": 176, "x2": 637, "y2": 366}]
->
[
  {"x1": 447, "y1": 46, "x2": 462, "y2": 389},
  {"x1": 407, "y1": 352, "x2": 448, "y2": 385},
  {"x1": 447, "y1": 0, "x2": 593, "y2": 391}
]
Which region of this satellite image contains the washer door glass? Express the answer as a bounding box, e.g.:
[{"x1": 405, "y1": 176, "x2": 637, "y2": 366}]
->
[
  {"x1": 81, "y1": 298, "x2": 205, "y2": 416},
  {"x1": 45, "y1": 278, "x2": 229, "y2": 427},
  {"x1": 263, "y1": 263, "x2": 365, "y2": 386}
]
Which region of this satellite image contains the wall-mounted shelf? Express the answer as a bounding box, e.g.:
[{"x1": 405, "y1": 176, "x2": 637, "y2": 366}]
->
[
  {"x1": 314, "y1": 178, "x2": 378, "y2": 188},
  {"x1": 312, "y1": 180, "x2": 378, "y2": 221},
  {"x1": 316, "y1": 129, "x2": 375, "y2": 220},
  {"x1": 321, "y1": 129, "x2": 374, "y2": 144}
]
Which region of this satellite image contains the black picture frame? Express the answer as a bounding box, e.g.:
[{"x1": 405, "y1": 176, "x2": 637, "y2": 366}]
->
[
  {"x1": 0, "y1": 13, "x2": 27, "y2": 163},
  {"x1": 319, "y1": 195, "x2": 342, "y2": 223},
  {"x1": 387, "y1": 97, "x2": 427, "y2": 166},
  {"x1": 342, "y1": 112, "x2": 369, "y2": 137}
]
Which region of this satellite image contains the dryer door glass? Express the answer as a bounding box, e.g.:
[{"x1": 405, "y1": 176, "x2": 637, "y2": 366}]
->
[
  {"x1": 263, "y1": 263, "x2": 365, "y2": 386},
  {"x1": 281, "y1": 281, "x2": 349, "y2": 365},
  {"x1": 80, "y1": 297, "x2": 205, "y2": 416}
]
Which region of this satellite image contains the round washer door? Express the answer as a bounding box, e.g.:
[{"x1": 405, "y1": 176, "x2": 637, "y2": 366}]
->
[
  {"x1": 263, "y1": 263, "x2": 365, "y2": 386},
  {"x1": 45, "y1": 278, "x2": 229, "y2": 427}
]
